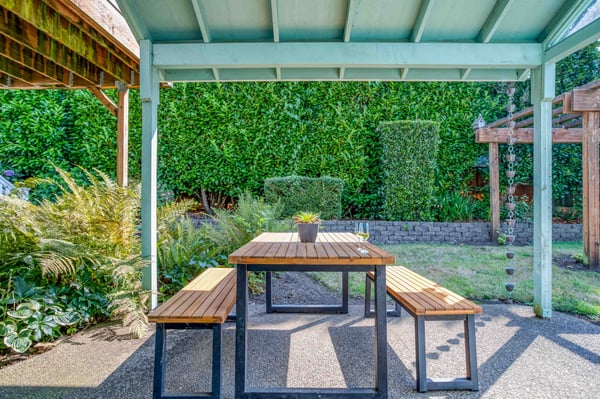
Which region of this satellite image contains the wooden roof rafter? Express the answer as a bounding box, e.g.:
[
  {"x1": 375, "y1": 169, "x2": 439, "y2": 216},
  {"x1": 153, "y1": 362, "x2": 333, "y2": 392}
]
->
[
  {"x1": 0, "y1": 0, "x2": 140, "y2": 89},
  {"x1": 0, "y1": 70, "x2": 34, "y2": 89},
  {"x1": 0, "y1": 32, "x2": 92, "y2": 88}
]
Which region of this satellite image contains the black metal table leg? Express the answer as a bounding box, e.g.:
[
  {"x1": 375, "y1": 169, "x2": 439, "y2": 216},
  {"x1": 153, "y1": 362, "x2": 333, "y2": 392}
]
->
[
  {"x1": 374, "y1": 266, "x2": 388, "y2": 398},
  {"x1": 237, "y1": 264, "x2": 387, "y2": 399},
  {"x1": 235, "y1": 264, "x2": 249, "y2": 399}
]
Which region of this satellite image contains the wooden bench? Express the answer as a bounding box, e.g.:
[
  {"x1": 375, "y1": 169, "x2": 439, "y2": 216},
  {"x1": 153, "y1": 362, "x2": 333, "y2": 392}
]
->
[
  {"x1": 148, "y1": 267, "x2": 236, "y2": 399},
  {"x1": 365, "y1": 266, "x2": 482, "y2": 393}
]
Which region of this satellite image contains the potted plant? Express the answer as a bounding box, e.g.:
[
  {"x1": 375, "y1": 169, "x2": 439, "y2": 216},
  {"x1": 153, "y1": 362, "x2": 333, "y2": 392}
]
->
[{"x1": 293, "y1": 212, "x2": 320, "y2": 243}]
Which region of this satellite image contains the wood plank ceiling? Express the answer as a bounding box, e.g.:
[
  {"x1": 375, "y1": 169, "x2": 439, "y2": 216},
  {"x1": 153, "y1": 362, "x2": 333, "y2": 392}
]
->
[
  {"x1": 116, "y1": 0, "x2": 600, "y2": 83},
  {"x1": 0, "y1": 0, "x2": 139, "y2": 90}
]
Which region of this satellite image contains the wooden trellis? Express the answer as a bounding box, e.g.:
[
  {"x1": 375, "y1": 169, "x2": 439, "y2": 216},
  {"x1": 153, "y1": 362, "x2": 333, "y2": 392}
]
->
[{"x1": 476, "y1": 79, "x2": 600, "y2": 268}]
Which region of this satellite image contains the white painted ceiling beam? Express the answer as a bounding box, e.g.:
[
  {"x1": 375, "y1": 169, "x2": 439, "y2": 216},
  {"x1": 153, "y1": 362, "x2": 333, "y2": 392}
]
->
[
  {"x1": 153, "y1": 42, "x2": 542, "y2": 69},
  {"x1": 162, "y1": 67, "x2": 529, "y2": 82},
  {"x1": 270, "y1": 0, "x2": 280, "y2": 43},
  {"x1": 539, "y1": 0, "x2": 592, "y2": 47},
  {"x1": 543, "y1": 17, "x2": 600, "y2": 63},
  {"x1": 410, "y1": 0, "x2": 436, "y2": 42},
  {"x1": 344, "y1": 0, "x2": 357, "y2": 42},
  {"x1": 191, "y1": 0, "x2": 212, "y2": 43},
  {"x1": 477, "y1": 0, "x2": 514, "y2": 43}
]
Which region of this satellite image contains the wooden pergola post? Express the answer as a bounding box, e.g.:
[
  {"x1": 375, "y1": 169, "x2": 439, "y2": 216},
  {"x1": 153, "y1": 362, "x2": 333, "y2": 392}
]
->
[
  {"x1": 116, "y1": 82, "x2": 129, "y2": 187},
  {"x1": 565, "y1": 88, "x2": 600, "y2": 268},
  {"x1": 89, "y1": 84, "x2": 130, "y2": 188},
  {"x1": 582, "y1": 111, "x2": 599, "y2": 268}
]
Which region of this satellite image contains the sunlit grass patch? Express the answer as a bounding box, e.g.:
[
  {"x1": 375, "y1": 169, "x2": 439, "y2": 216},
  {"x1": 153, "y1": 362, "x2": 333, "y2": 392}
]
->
[{"x1": 311, "y1": 242, "x2": 600, "y2": 319}]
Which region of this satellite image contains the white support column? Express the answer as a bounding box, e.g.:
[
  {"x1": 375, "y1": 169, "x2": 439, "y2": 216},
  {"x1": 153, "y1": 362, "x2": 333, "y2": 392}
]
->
[
  {"x1": 531, "y1": 63, "x2": 555, "y2": 318},
  {"x1": 140, "y1": 40, "x2": 160, "y2": 309}
]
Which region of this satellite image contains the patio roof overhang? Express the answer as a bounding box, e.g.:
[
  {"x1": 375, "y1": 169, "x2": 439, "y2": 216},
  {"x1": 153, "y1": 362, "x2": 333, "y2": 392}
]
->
[
  {"x1": 115, "y1": 0, "x2": 600, "y2": 317},
  {"x1": 117, "y1": 0, "x2": 600, "y2": 83}
]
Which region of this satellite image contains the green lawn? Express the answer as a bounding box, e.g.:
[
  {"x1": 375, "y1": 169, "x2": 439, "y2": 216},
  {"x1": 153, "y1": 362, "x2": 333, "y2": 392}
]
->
[{"x1": 311, "y1": 242, "x2": 600, "y2": 319}]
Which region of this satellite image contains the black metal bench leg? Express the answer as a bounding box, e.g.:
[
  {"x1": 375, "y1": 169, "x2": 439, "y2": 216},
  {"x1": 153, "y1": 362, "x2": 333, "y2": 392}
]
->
[
  {"x1": 212, "y1": 324, "x2": 222, "y2": 399},
  {"x1": 153, "y1": 324, "x2": 166, "y2": 399},
  {"x1": 266, "y1": 271, "x2": 273, "y2": 313},
  {"x1": 465, "y1": 314, "x2": 479, "y2": 391},
  {"x1": 342, "y1": 271, "x2": 349, "y2": 314},
  {"x1": 364, "y1": 273, "x2": 372, "y2": 317},
  {"x1": 415, "y1": 316, "x2": 427, "y2": 393}
]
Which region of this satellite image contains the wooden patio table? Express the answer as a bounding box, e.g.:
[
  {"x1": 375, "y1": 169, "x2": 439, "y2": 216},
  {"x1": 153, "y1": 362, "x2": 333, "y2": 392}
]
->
[{"x1": 228, "y1": 232, "x2": 395, "y2": 399}]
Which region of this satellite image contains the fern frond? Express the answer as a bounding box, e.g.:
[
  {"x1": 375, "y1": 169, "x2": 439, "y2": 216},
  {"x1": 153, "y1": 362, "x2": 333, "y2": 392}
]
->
[{"x1": 36, "y1": 239, "x2": 101, "y2": 276}]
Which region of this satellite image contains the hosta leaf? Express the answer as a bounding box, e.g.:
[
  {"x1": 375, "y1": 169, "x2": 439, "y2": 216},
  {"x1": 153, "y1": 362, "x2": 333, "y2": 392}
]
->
[
  {"x1": 7, "y1": 308, "x2": 33, "y2": 319},
  {"x1": 32, "y1": 327, "x2": 42, "y2": 341},
  {"x1": 54, "y1": 311, "x2": 81, "y2": 326},
  {"x1": 41, "y1": 324, "x2": 54, "y2": 336},
  {"x1": 43, "y1": 316, "x2": 58, "y2": 327},
  {"x1": 0, "y1": 322, "x2": 16, "y2": 336},
  {"x1": 26, "y1": 300, "x2": 42, "y2": 312},
  {"x1": 4, "y1": 331, "x2": 32, "y2": 353}
]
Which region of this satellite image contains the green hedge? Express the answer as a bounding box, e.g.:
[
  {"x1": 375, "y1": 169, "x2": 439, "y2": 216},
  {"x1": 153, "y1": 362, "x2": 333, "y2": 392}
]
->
[
  {"x1": 379, "y1": 120, "x2": 440, "y2": 221},
  {"x1": 264, "y1": 175, "x2": 343, "y2": 219},
  {"x1": 1, "y1": 44, "x2": 598, "y2": 219}
]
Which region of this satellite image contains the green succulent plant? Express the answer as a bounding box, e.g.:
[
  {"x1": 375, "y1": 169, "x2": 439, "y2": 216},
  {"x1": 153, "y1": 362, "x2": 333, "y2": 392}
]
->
[{"x1": 292, "y1": 212, "x2": 320, "y2": 224}]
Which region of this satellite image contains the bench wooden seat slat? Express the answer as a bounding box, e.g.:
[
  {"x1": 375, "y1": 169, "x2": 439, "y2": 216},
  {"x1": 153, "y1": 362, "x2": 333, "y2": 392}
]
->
[
  {"x1": 394, "y1": 267, "x2": 477, "y2": 311},
  {"x1": 191, "y1": 276, "x2": 237, "y2": 322},
  {"x1": 149, "y1": 268, "x2": 236, "y2": 324},
  {"x1": 368, "y1": 267, "x2": 482, "y2": 316},
  {"x1": 386, "y1": 272, "x2": 475, "y2": 315},
  {"x1": 150, "y1": 267, "x2": 236, "y2": 399},
  {"x1": 365, "y1": 265, "x2": 481, "y2": 392}
]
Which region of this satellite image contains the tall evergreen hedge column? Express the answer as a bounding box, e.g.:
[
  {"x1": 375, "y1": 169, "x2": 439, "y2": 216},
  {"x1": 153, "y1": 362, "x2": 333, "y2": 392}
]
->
[
  {"x1": 140, "y1": 40, "x2": 160, "y2": 310},
  {"x1": 379, "y1": 120, "x2": 440, "y2": 221}
]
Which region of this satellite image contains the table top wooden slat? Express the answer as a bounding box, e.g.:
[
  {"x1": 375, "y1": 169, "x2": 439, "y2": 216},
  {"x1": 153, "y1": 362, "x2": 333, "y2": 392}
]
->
[{"x1": 228, "y1": 232, "x2": 395, "y2": 265}]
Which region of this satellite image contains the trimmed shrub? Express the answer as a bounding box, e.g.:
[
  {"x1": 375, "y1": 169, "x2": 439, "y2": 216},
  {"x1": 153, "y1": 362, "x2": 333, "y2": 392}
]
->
[
  {"x1": 379, "y1": 121, "x2": 440, "y2": 221},
  {"x1": 264, "y1": 175, "x2": 343, "y2": 219}
]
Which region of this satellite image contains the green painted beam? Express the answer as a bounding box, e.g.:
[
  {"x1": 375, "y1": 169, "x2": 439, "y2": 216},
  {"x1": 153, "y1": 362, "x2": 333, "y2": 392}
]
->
[
  {"x1": 162, "y1": 66, "x2": 528, "y2": 82},
  {"x1": 543, "y1": 17, "x2": 600, "y2": 64},
  {"x1": 139, "y1": 39, "x2": 160, "y2": 310},
  {"x1": 153, "y1": 42, "x2": 543, "y2": 69},
  {"x1": 411, "y1": 0, "x2": 436, "y2": 42},
  {"x1": 477, "y1": 0, "x2": 515, "y2": 43},
  {"x1": 343, "y1": 0, "x2": 357, "y2": 42},
  {"x1": 531, "y1": 63, "x2": 555, "y2": 319},
  {"x1": 538, "y1": 0, "x2": 592, "y2": 46},
  {"x1": 271, "y1": 0, "x2": 280, "y2": 42},
  {"x1": 191, "y1": 0, "x2": 211, "y2": 43}
]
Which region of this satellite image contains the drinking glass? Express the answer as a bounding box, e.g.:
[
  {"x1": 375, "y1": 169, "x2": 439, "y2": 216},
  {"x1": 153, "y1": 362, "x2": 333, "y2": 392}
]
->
[{"x1": 354, "y1": 222, "x2": 370, "y2": 253}]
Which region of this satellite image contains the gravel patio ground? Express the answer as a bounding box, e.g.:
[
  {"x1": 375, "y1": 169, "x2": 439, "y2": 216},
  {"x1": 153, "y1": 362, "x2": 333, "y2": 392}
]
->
[{"x1": 0, "y1": 272, "x2": 598, "y2": 399}]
